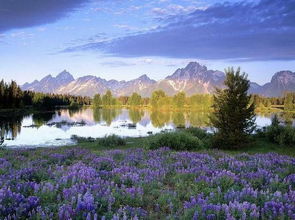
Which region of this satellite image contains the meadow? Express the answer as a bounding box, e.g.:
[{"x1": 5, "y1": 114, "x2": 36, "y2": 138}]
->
[
  {"x1": 0, "y1": 144, "x2": 294, "y2": 219},
  {"x1": 1, "y1": 73, "x2": 295, "y2": 219}
]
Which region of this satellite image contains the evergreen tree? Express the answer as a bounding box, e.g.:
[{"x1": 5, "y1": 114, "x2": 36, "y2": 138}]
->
[
  {"x1": 0, "y1": 80, "x2": 5, "y2": 107},
  {"x1": 210, "y1": 67, "x2": 256, "y2": 149},
  {"x1": 0, "y1": 79, "x2": 91, "y2": 109},
  {"x1": 8, "y1": 81, "x2": 22, "y2": 107}
]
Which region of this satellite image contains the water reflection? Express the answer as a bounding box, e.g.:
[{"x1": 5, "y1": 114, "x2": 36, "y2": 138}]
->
[
  {"x1": 129, "y1": 109, "x2": 144, "y2": 124},
  {"x1": 187, "y1": 111, "x2": 211, "y2": 127},
  {"x1": 150, "y1": 111, "x2": 171, "y2": 128},
  {"x1": 102, "y1": 108, "x2": 121, "y2": 125},
  {"x1": 68, "y1": 108, "x2": 83, "y2": 117},
  {"x1": 172, "y1": 112, "x2": 185, "y2": 128},
  {"x1": 0, "y1": 115, "x2": 23, "y2": 143},
  {"x1": 32, "y1": 111, "x2": 55, "y2": 128},
  {"x1": 93, "y1": 108, "x2": 101, "y2": 123},
  {"x1": 0, "y1": 107, "x2": 293, "y2": 147}
]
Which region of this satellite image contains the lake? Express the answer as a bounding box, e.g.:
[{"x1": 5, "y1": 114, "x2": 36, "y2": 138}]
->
[{"x1": 0, "y1": 107, "x2": 294, "y2": 148}]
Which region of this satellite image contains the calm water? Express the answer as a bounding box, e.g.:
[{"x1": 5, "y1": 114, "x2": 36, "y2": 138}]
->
[{"x1": 0, "y1": 107, "x2": 294, "y2": 148}]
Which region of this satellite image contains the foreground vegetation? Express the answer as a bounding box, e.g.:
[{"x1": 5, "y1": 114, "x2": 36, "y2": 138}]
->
[
  {"x1": 71, "y1": 125, "x2": 295, "y2": 156},
  {"x1": 0, "y1": 146, "x2": 294, "y2": 219}
]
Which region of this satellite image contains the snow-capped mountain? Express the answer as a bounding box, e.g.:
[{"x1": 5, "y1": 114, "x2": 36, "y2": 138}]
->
[
  {"x1": 21, "y1": 62, "x2": 295, "y2": 97},
  {"x1": 22, "y1": 70, "x2": 74, "y2": 93},
  {"x1": 141, "y1": 62, "x2": 225, "y2": 96}
]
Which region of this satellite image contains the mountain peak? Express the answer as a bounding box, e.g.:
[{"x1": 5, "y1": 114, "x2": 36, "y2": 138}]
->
[
  {"x1": 43, "y1": 74, "x2": 53, "y2": 79},
  {"x1": 137, "y1": 74, "x2": 155, "y2": 82},
  {"x1": 185, "y1": 62, "x2": 207, "y2": 71},
  {"x1": 138, "y1": 74, "x2": 148, "y2": 79},
  {"x1": 21, "y1": 71, "x2": 74, "y2": 93},
  {"x1": 166, "y1": 61, "x2": 216, "y2": 80},
  {"x1": 271, "y1": 70, "x2": 295, "y2": 82},
  {"x1": 255, "y1": 70, "x2": 295, "y2": 97},
  {"x1": 270, "y1": 71, "x2": 295, "y2": 88},
  {"x1": 20, "y1": 63, "x2": 295, "y2": 97},
  {"x1": 56, "y1": 70, "x2": 74, "y2": 81}
]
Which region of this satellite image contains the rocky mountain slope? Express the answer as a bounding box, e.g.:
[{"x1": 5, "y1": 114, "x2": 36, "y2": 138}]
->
[
  {"x1": 22, "y1": 70, "x2": 74, "y2": 93},
  {"x1": 140, "y1": 62, "x2": 225, "y2": 96},
  {"x1": 21, "y1": 62, "x2": 295, "y2": 97},
  {"x1": 253, "y1": 71, "x2": 295, "y2": 97}
]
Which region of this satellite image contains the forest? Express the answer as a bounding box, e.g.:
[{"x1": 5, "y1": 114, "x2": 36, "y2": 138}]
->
[{"x1": 0, "y1": 80, "x2": 91, "y2": 109}]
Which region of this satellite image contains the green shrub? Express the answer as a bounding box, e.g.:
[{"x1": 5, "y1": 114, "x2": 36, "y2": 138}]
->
[
  {"x1": 182, "y1": 127, "x2": 208, "y2": 139},
  {"x1": 264, "y1": 115, "x2": 295, "y2": 147},
  {"x1": 266, "y1": 114, "x2": 282, "y2": 142},
  {"x1": 266, "y1": 124, "x2": 284, "y2": 143},
  {"x1": 182, "y1": 127, "x2": 213, "y2": 148},
  {"x1": 254, "y1": 127, "x2": 267, "y2": 138},
  {"x1": 277, "y1": 126, "x2": 295, "y2": 146},
  {"x1": 148, "y1": 131, "x2": 204, "y2": 151},
  {"x1": 71, "y1": 135, "x2": 95, "y2": 143},
  {"x1": 71, "y1": 134, "x2": 126, "y2": 147},
  {"x1": 98, "y1": 135, "x2": 126, "y2": 147}
]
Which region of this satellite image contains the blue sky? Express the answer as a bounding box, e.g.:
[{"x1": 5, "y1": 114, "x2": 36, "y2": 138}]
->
[{"x1": 0, "y1": 0, "x2": 294, "y2": 85}]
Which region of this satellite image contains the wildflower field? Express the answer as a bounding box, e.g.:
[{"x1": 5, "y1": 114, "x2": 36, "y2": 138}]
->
[{"x1": 0, "y1": 147, "x2": 295, "y2": 219}]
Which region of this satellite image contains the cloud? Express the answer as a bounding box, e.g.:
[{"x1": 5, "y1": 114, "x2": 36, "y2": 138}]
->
[
  {"x1": 152, "y1": 4, "x2": 205, "y2": 18},
  {"x1": 113, "y1": 24, "x2": 138, "y2": 32},
  {"x1": 10, "y1": 31, "x2": 34, "y2": 39},
  {"x1": 0, "y1": 0, "x2": 90, "y2": 33},
  {"x1": 63, "y1": 0, "x2": 295, "y2": 61},
  {"x1": 100, "y1": 61, "x2": 135, "y2": 67}
]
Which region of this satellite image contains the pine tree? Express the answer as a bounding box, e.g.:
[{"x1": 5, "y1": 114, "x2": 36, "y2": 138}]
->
[
  {"x1": 210, "y1": 67, "x2": 256, "y2": 149},
  {"x1": 0, "y1": 80, "x2": 5, "y2": 108}
]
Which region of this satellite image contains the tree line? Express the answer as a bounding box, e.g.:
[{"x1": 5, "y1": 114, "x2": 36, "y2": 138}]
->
[
  {"x1": 93, "y1": 90, "x2": 213, "y2": 110},
  {"x1": 251, "y1": 93, "x2": 295, "y2": 111},
  {"x1": 2, "y1": 79, "x2": 294, "y2": 112},
  {"x1": 92, "y1": 89, "x2": 295, "y2": 112},
  {"x1": 0, "y1": 80, "x2": 91, "y2": 109}
]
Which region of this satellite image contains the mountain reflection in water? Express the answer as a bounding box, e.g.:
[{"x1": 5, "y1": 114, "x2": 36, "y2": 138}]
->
[{"x1": 0, "y1": 107, "x2": 294, "y2": 148}]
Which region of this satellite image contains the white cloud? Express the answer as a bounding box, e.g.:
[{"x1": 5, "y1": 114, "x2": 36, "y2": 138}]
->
[
  {"x1": 10, "y1": 31, "x2": 35, "y2": 39},
  {"x1": 151, "y1": 4, "x2": 205, "y2": 18},
  {"x1": 113, "y1": 24, "x2": 139, "y2": 31}
]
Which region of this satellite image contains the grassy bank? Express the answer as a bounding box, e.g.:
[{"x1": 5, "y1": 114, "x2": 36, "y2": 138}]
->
[
  {"x1": 70, "y1": 129, "x2": 295, "y2": 157},
  {"x1": 0, "y1": 128, "x2": 294, "y2": 219}
]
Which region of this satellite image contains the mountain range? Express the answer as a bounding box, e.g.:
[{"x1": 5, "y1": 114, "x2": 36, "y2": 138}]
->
[{"x1": 21, "y1": 62, "x2": 295, "y2": 97}]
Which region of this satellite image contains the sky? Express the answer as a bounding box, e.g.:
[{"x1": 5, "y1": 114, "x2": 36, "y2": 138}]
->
[{"x1": 0, "y1": 0, "x2": 294, "y2": 85}]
